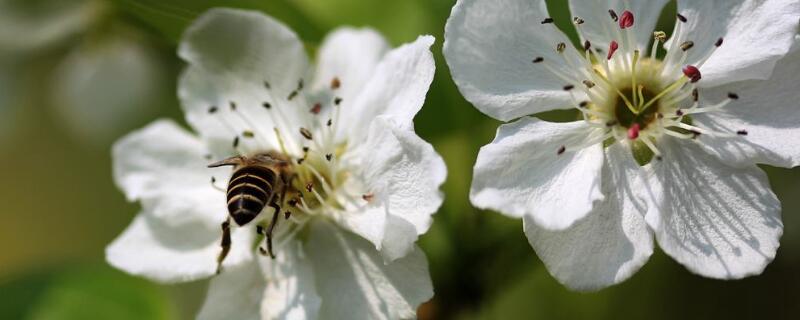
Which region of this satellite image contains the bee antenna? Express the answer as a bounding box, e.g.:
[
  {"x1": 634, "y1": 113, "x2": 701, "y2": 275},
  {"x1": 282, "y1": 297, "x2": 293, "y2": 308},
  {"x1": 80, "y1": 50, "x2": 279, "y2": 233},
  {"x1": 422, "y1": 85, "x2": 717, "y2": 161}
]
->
[{"x1": 208, "y1": 156, "x2": 243, "y2": 168}]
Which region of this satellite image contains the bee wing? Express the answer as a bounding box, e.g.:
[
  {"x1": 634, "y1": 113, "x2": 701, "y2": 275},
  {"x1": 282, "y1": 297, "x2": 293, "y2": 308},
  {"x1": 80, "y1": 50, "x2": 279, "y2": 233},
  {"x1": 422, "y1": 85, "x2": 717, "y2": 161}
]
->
[{"x1": 207, "y1": 156, "x2": 244, "y2": 168}]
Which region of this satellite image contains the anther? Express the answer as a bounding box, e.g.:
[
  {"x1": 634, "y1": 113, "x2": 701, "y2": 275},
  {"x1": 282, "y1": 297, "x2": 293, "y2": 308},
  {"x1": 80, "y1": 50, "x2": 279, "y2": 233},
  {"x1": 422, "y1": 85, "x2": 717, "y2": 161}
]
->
[
  {"x1": 362, "y1": 193, "x2": 375, "y2": 202},
  {"x1": 305, "y1": 182, "x2": 313, "y2": 192},
  {"x1": 583, "y1": 40, "x2": 591, "y2": 51},
  {"x1": 676, "y1": 109, "x2": 684, "y2": 116},
  {"x1": 532, "y1": 56, "x2": 544, "y2": 63},
  {"x1": 211, "y1": 176, "x2": 216, "y2": 183},
  {"x1": 302, "y1": 146, "x2": 309, "y2": 153},
  {"x1": 556, "y1": 42, "x2": 566, "y2": 53},
  {"x1": 288, "y1": 90, "x2": 299, "y2": 100},
  {"x1": 310, "y1": 103, "x2": 322, "y2": 114},
  {"x1": 607, "y1": 41, "x2": 619, "y2": 60},
  {"x1": 677, "y1": 13, "x2": 687, "y2": 23},
  {"x1": 653, "y1": 31, "x2": 666, "y2": 42},
  {"x1": 573, "y1": 16, "x2": 585, "y2": 25},
  {"x1": 325, "y1": 154, "x2": 333, "y2": 161},
  {"x1": 715, "y1": 37, "x2": 724, "y2": 47},
  {"x1": 609, "y1": 9, "x2": 618, "y2": 22},
  {"x1": 229, "y1": 101, "x2": 237, "y2": 111},
  {"x1": 208, "y1": 106, "x2": 218, "y2": 114},
  {"x1": 582, "y1": 80, "x2": 596, "y2": 88},
  {"x1": 262, "y1": 102, "x2": 272, "y2": 109},
  {"x1": 242, "y1": 130, "x2": 255, "y2": 138},
  {"x1": 204, "y1": 154, "x2": 213, "y2": 160},
  {"x1": 264, "y1": 81, "x2": 271, "y2": 89},
  {"x1": 578, "y1": 101, "x2": 589, "y2": 108},
  {"x1": 655, "y1": 156, "x2": 663, "y2": 161},
  {"x1": 300, "y1": 128, "x2": 313, "y2": 140},
  {"x1": 680, "y1": 41, "x2": 694, "y2": 51},
  {"x1": 727, "y1": 92, "x2": 739, "y2": 100},
  {"x1": 563, "y1": 84, "x2": 575, "y2": 91},
  {"x1": 557, "y1": 145, "x2": 566, "y2": 155},
  {"x1": 541, "y1": 17, "x2": 554, "y2": 24},
  {"x1": 288, "y1": 199, "x2": 298, "y2": 207},
  {"x1": 297, "y1": 158, "x2": 305, "y2": 165},
  {"x1": 605, "y1": 120, "x2": 618, "y2": 127},
  {"x1": 327, "y1": 119, "x2": 332, "y2": 126},
  {"x1": 682, "y1": 65, "x2": 702, "y2": 83},
  {"x1": 232, "y1": 136, "x2": 240, "y2": 148},
  {"x1": 297, "y1": 79, "x2": 304, "y2": 91},
  {"x1": 619, "y1": 10, "x2": 634, "y2": 29},
  {"x1": 692, "y1": 88, "x2": 699, "y2": 102},
  {"x1": 657, "y1": 113, "x2": 664, "y2": 119},
  {"x1": 331, "y1": 77, "x2": 341, "y2": 89},
  {"x1": 627, "y1": 123, "x2": 640, "y2": 140},
  {"x1": 334, "y1": 97, "x2": 343, "y2": 105},
  {"x1": 737, "y1": 130, "x2": 748, "y2": 136}
]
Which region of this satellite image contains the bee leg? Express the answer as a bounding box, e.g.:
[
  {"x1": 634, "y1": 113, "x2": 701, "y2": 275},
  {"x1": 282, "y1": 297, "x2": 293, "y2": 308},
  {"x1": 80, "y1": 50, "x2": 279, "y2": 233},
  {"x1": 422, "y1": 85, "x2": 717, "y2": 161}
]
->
[
  {"x1": 216, "y1": 217, "x2": 232, "y2": 274},
  {"x1": 265, "y1": 200, "x2": 281, "y2": 259}
]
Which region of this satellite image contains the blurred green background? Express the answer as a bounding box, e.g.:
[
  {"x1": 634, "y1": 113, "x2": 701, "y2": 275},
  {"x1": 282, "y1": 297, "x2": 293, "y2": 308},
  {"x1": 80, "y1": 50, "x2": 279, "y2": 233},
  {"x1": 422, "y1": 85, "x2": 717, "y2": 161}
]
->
[{"x1": 1, "y1": 0, "x2": 799, "y2": 319}]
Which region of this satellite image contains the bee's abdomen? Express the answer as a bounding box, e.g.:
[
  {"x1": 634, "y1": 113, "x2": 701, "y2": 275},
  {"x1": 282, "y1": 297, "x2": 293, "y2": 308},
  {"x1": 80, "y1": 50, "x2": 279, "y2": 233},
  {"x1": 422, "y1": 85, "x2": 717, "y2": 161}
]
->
[{"x1": 226, "y1": 166, "x2": 276, "y2": 226}]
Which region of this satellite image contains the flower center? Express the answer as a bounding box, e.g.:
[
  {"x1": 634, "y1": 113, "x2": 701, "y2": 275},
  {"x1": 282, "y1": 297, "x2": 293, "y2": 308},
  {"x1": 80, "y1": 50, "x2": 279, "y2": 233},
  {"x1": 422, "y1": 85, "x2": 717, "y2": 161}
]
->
[{"x1": 532, "y1": 9, "x2": 748, "y2": 165}]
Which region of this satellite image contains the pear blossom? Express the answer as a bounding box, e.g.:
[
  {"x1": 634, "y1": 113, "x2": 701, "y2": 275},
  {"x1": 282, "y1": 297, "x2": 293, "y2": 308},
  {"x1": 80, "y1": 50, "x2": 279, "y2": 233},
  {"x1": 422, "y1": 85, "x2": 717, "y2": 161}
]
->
[
  {"x1": 444, "y1": 0, "x2": 800, "y2": 291},
  {"x1": 107, "y1": 8, "x2": 445, "y2": 319}
]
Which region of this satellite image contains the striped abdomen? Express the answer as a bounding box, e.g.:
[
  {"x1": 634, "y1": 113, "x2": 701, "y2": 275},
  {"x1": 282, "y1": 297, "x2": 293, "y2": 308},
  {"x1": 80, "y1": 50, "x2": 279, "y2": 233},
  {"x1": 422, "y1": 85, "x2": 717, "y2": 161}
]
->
[{"x1": 226, "y1": 165, "x2": 277, "y2": 226}]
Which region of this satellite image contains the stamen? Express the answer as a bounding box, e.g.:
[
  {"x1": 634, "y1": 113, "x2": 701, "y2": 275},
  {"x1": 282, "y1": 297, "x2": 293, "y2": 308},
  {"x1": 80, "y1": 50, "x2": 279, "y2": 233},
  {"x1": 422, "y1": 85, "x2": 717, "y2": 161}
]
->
[
  {"x1": 310, "y1": 103, "x2": 322, "y2": 114},
  {"x1": 631, "y1": 50, "x2": 640, "y2": 107},
  {"x1": 628, "y1": 123, "x2": 640, "y2": 140},
  {"x1": 682, "y1": 65, "x2": 701, "y2": 83},
  {"x1": 300, "y1": 128, "x2": 313, "y2": 140},
  {"x1": 619, "y1": 10, "x2": 634, "y2": 29},
  {"x1": 609, "y1": 9, "x2": 619, "y2": 22},
  {"x1": 651, "y1": 31, "x2": 666, "y2": 59},
  {"x1": 607, "y1": 41, "x2": 619, "y2": 60}
]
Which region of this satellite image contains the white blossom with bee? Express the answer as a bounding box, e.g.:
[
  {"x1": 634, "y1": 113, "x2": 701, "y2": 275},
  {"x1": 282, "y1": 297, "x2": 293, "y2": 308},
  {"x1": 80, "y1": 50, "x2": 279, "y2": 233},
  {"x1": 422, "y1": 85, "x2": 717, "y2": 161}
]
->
[{"x1": 107, "y1": 8, "x2": 445, "y2": 319}]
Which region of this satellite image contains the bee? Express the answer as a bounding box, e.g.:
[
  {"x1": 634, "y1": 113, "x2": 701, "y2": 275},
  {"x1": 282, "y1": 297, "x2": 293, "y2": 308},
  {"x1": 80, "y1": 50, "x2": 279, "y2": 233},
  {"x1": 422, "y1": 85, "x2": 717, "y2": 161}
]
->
[{"x1": 208, "y1": 151, "x2": 295, "y2": 274}]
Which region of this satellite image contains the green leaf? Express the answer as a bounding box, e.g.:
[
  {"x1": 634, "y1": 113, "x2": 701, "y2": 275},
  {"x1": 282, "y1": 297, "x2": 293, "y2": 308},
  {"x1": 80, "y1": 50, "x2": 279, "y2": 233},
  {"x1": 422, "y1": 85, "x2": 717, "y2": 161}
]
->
[{"x1": 24, "y1": 265, "x2": 177, "y2": 320}]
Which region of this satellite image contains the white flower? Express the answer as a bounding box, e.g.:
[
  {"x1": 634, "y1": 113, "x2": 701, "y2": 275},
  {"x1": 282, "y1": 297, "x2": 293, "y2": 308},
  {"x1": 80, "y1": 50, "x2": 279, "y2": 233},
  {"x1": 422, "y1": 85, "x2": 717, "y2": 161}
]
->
[
  {"x1": 444, "y1": 0, "x2": 799, "y2": 291},
  {"x1": 106, "y1": 8, "x2": 445, "y2": 319}
]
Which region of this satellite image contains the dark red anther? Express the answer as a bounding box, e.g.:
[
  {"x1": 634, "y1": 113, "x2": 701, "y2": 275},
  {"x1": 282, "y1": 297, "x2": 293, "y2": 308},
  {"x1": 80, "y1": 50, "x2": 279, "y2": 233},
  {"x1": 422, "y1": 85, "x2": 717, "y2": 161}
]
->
[
  {"x1": 627, "y1": 123, "x2": 640, "y2": 140},
  {"x1": 607, "y1": 41, "x2": 619, "y2": 60},
  {"x1": 619, "y1": 10, "x2": 634, "y2": 29},
  {"x1": 310, "y1": 103, "x2": 322, "y2": 114},
  {"x1": 682, "y1": 65, "x2": 702, "y2": 83}
]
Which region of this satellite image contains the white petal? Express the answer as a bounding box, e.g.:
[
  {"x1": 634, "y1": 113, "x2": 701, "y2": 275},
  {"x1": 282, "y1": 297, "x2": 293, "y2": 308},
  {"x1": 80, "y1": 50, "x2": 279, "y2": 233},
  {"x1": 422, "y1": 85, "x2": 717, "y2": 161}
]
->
[
  {"x1": 443, "y1": 0, "x2": 584, "y2": 121},
  {"x1": 197, "y1": 262, "x2": 264, "y2": 320},
  {"x1": 647, "y1": 138, "x2": 783, "y2": 279},
  {"x1": 177, "y1": 8, "x2": 309, "y2": 153},
  {"x1": 470, "y1": 117, "x2": 605, "y2": 230},
  {"x1": 693, "y1": 48, "x2": 800, "y2": 168},
  {"x1": 344, "y1": 35, "x2": 435, "y2": 141},
  {"x1": 106, "y1": 213, "x2": 254, "y2": 283},
  {"x1": 670, "y1": 0, "x2": 800, "y2": 87},
  {"x1": 339, "y1": 116, "x2": 445, "y2": 261},
  {"x1": 112, "y1": 120, "x2": 228, "y2": 229},
  {"x1": 568, "y1": 0, "x2": 669, "y2": 51},
  {"x1": 524, "y1": 143, "x2": 654, "y2": 291},
  {"x1": 50, "y1": 36, "x2": 164, "y2": 144},
  {"x1": 312, "y1": 27, "x2": 390, "y2": 106},
  {"x1": 307, "y1": 221, "x2": 433, "y2": 320},
  {"x1": 259, "y1": 240, "x2": 322, "y2": 320}
]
